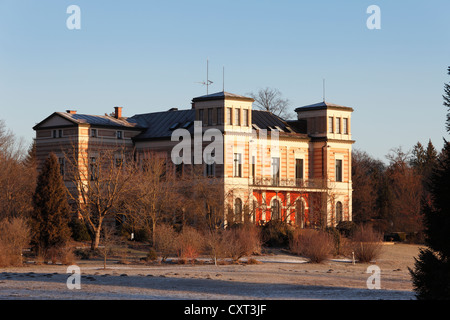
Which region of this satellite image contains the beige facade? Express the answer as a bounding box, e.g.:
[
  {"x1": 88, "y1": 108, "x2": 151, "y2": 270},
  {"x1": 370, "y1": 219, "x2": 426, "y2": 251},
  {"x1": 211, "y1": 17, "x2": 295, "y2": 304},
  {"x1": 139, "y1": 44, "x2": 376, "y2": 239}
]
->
[{"x1": 34, "y1": 92, "x2": 354, "y2": 228}]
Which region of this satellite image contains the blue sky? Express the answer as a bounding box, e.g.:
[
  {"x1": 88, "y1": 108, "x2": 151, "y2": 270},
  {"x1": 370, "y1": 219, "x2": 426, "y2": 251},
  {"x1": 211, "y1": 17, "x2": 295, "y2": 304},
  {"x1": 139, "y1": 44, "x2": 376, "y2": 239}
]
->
[{"x1": 0, "y1": 0, "x2": 449, "y2": 161}]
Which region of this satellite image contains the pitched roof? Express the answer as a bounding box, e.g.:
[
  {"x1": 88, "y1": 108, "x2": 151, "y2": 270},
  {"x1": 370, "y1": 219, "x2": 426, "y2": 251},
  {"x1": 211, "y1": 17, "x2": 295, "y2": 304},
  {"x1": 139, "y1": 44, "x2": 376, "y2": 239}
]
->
[
  {"x1": 295, "y1": 101, "x2": 354, "y2": 112},
  {"x1": 56, "y1": 112, "x2": 142, "y2": 128},
  {"x1": 131, "y1": 109, "x2": 196, "y2": 140},
  {"x1": 192, "y1": 91, "x2": 254, "y2": 102}
]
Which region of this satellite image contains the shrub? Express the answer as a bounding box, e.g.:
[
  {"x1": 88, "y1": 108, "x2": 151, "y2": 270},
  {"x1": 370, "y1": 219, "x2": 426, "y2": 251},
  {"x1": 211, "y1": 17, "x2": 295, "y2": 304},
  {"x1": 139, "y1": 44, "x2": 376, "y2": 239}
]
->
[
  {"x1": 69, "y1": 219, "x2": 91, "y2": 242},
  {"x1": 289, "y1": 229, "x2": 334, "y2": 263},
  {"x1": 260, "y1": 220, "x2": 293, "y2": 247},
  {"x1": 350, "y1": 225, "x2": 383, "y2": 263},
  {"x1": 224, "y1": 224, "x2": 262, "y2": 262},
  {"x1": 0, "y1": 217, "x2": 30, "y2": 267},
  {"x1": 145, "y1": 248, "x2": 158, "y2": 262},
  {"x1": 326, "y1": 227, "x2": 353, "y2": 257},
  {"x1": 153, "y1": 223, "x2": 177, "y2": 262},
  {"x1": 336, "y1": 221, "x2": 356, "y2": 237},
  {"x1": 175, "y1": 226, "x2": 203, "y2": 262}
]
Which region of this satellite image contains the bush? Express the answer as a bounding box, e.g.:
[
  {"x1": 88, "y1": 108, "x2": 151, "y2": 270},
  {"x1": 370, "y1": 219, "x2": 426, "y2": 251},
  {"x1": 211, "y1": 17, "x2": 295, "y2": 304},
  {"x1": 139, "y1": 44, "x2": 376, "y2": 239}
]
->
[
  {"x1": 224, "y1": 224, "x2": 262, "y2": 262},
  {"x1": 0, "y1": 217, "x2": 30, "y2": 267},
  {"x1": 145, "y1": 248, "x2": 158, "y2": 262},
  {"x1": 260, "y1": 220, "x2": 293, "y2": 247},
  {"x1": 351, "y1": 225, "x2": 383, "y2": 263},
  {"x1": 175, "y1": 226, "x2": 203, "y2": 262},
  {"x1": 69, "y1": 219, "x2": 91, "y2": 242},
  {"x1": 153, "y1": 223, "x2": 177, "y2": 262},
  {"x1": 289, "y1": 229, "x2": 334, "y2": 263},
  {"x1": 336, "y1": 221, "x2": 356, "y2": 237}
]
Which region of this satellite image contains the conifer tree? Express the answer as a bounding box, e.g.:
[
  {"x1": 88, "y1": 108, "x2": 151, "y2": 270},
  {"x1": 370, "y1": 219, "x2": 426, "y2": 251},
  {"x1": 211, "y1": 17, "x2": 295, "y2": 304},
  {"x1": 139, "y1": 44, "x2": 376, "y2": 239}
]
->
[
  {"x1": 30, "y1": 153, "x2": 71, "y2": 257},
  {"x1": 410, "y1": 141, "x2": 450, "y2": 299}
]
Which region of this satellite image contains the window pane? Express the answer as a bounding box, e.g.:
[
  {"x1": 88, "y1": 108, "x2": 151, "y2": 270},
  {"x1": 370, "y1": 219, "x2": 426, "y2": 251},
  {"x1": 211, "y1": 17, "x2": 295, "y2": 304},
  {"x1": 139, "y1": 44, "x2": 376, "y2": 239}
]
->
[
  {"x1": 328, "y1": 117, "x2": 334, "y2": 133},
  {"x1": 335, "y1": 159, "x2": 342, "y2": 182},
  {"x1": 227, "y1": 108, "x2": 232, "y2": 125},
  {"x1": 343, "y1": 118, "x2": 348, "y2": 134},
  {"x1": 234, "y1": 108, "x2": 240, "y2": 126}
]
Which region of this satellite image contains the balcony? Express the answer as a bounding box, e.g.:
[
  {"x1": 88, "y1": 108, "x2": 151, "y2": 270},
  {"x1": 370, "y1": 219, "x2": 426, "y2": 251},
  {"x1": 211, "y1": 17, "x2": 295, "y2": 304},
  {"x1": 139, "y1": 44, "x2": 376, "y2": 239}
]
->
[{"x1": 250, "y1": 177, "x2": 326, "y2": 189}]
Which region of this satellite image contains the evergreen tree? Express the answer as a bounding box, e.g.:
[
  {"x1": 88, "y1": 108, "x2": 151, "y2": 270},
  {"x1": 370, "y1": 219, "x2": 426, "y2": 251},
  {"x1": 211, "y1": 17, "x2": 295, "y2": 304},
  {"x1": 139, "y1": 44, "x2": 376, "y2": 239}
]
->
[
  {"x1": 410, "y1": 141, "x2": 450, "y2": 299},
  {"x1": 30, "y1": 153, "x2": 71, "y2": 257},
  {"x1": 411, "y1": 141, "x2": 426, "y2": 173}
]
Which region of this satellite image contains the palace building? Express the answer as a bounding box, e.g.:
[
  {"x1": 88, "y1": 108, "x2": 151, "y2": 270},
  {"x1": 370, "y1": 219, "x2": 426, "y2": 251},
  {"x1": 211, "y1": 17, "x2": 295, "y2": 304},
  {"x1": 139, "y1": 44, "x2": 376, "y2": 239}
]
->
[{"x1": 33, "y1": 91, "x2": 354, "y2": 228}]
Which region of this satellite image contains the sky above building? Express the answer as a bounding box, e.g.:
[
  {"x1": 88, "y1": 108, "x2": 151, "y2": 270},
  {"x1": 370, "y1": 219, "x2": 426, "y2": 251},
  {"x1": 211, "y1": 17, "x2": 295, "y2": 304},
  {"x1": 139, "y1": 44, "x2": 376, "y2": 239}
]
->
[{"x1": 0, "y1": 0, "x2": 449, "y2": 162}]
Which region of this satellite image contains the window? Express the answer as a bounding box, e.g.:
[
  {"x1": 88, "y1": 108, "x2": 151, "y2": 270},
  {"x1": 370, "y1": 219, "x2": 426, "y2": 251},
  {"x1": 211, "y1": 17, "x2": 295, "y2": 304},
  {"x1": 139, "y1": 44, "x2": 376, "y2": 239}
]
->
[
  {"x1": 295, "y1": 199, "x2": 305, "y2": 228},
  {"x1": 226, "y1": 108, "x2": 232, "y2": 125},
  {"x1": 217, "y1": 108, "x2": 223, "y2": 125},
  {"x1": 234, "y1": 108, "x2": 240, "y2": 126},
  {"x1": 243, "y1": 109, "x2": 249, "y2": 126},
  {"x1": 198, "y1": 109, "x2": 204, "y2": 123},
  {"x1": 336, "y1": 202, "x2": 343, "y2": 224},
  {"x1": 58, "y1": 158, "x2": 65, "y2": 178},
  {"x1": 343, "y1": 118, "x2": 349, "y2": 134},
  {"x1": 251, "y1": 156, "x2": 256, "y2": 178},
  {"x1": 271, "y1": 199, "x2": 281, "y2": 221},
  {"x1": 53, "y1": 129, "x2": 62, "y2": 138},
  {"x1": 116, "y1": 131, "x2": 123, "y2": 139},
  {"x1": 234, "y1": 198, "x2": 243, "y2": 223},
  {"x1": 208, "y1": 108, "x2": 213, "y2": 126},
  {"x1": 335, "y1": 159, "x2": 343, "y2": 182},
  {"x1": 89, "y1": 157, "x2": 98, "y2": 181},
  {"x1": 336, "y1": 117, "x2": 341, "y2": 134},
  {"x1": 205, "y1": 151, "x2": 215, "y2": 177},
  {"x1": 295, "y1": 159, "x2": 304, "y2": 185},
  {"x1": 271, "y1": 157, "x2": 280, "y2": 185},
  {"x1": 233, "y1": 153, "x2": 242, "y2": 177},
  {"x1": 328, "y1": 117, "x2": 334, "y2": 133},
  {"x1": 91, "y1": 129, "x2": 97, "y2": 137}
]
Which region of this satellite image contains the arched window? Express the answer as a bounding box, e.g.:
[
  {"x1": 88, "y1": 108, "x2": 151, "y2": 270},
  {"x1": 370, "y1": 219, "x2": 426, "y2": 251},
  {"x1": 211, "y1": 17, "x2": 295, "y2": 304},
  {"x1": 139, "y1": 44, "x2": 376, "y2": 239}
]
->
[
  {"x1": 271, "y1": 199, "x2": 281, "y2": 221},
  {"x1": 234, "y1": 198, "x2": 242, "y2": 223},
  {"x1": 336, "y1": 201, "x2": 343, "y2": 225},
  {"x1": 295, "y1": 199, "x2": 306, "y2": 228}
]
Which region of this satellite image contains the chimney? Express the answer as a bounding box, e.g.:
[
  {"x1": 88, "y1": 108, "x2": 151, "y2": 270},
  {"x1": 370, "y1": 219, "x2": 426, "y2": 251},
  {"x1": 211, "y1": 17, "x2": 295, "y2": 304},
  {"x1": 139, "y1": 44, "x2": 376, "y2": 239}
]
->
[
  {"x1": 66, "y1": 110, "x2": 77, "y2": 114},
  {"x1": 114, "y1": 106, "x2": 122, "y2": 119}
]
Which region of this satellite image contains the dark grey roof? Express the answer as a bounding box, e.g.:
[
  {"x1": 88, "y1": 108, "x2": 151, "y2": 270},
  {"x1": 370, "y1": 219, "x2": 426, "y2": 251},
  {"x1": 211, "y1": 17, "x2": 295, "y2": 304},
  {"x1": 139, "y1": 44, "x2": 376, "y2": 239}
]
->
[
  {"x1": 192, "y1": 91, "x2": 254, "y2": 102},
  {"x1": 130, "y1": 109, "x2": 308, "y2": 141},
  {"x1": 131, "y1": 109, "x2": 196, "y2": 140},
  {"x1": 56, "y1": 112, "x2": 142, "y2": 128},
  {"x1": 295, "y1": 101, "x2": 354, "y2": 112},
  {"x1": 251, "y1": 110, "x2": 291, "y2": 132}
]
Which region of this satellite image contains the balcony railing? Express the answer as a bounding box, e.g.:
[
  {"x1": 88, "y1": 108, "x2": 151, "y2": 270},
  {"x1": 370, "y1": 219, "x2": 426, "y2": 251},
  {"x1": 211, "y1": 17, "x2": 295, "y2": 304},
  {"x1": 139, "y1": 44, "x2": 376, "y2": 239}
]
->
[{"x1": 250, "y1": 177, "x2": 326, "y2": 189}]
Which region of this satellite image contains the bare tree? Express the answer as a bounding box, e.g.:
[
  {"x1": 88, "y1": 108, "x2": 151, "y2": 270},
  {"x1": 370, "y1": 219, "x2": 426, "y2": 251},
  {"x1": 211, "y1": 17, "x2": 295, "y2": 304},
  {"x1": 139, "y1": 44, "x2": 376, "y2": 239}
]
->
[
  {"x1": 248, "y1": 87, "x2": 294, "y2": 119},
  {"x1": 126, "y1": 151, "x2": 178, "y2": 245},
  {"x1": 65, "y1": 143, "x2": 136, "y2": 250}
]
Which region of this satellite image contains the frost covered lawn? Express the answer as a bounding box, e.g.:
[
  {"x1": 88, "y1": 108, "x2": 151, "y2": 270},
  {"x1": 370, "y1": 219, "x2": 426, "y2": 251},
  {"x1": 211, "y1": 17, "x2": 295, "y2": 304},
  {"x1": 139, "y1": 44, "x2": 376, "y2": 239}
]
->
[{"x1": 0, "y1": 243, "x2": 420, "y2": 300}]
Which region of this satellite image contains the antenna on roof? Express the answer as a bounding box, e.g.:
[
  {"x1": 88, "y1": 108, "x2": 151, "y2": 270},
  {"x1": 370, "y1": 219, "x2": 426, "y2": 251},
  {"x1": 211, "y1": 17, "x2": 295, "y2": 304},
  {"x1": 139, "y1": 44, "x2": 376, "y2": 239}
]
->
[{"x1": 195, "y1": 58, "x2": 213, "y2": 95}]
